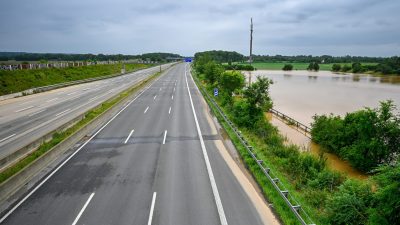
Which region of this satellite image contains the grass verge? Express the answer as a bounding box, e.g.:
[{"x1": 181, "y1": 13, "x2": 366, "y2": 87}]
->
[
  {"x1": 0, "y1": 63, "x2": 153, "y2": 95},
  {"x1": 0, "y1": 70, "x2": 163, "y2": 184}
]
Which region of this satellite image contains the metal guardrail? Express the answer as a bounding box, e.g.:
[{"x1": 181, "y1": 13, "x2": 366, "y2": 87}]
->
[
  {"x1": 192, "y1": 74, "x2": 316, "y2": 225},
  {"x1": 269, "y1": 108, "x2": 312, "y2": 138}
]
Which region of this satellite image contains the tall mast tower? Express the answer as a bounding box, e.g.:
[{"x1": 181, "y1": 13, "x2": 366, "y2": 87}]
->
[{"x1": 249, "y1": 18, "x2": 253, "y2": 85}]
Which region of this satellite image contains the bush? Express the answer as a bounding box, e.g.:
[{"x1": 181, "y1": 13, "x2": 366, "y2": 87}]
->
[
  {"x1": 311, "y1": 101, "x2": 400, "y2": 172},
  {"x1": 325, "y1": 179, "x2": 373, "y2": 225},
  {"x1": 341, "y1": 64, "x2": 352, "y2": 72},
  {"x1": 282, "y1": 64, "x2": 293, "y2": 71},
  {"x1": 331, "y1": 64, "x2": 341, "y2": 72}
]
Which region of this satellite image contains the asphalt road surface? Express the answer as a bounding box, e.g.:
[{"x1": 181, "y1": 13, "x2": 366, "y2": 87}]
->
[
  {"x1": 0, "y1": 63, "x2": 278, "y2": 225},
  {"x1": 0, "y1": 64, "x2": 171, "y2": 167}
]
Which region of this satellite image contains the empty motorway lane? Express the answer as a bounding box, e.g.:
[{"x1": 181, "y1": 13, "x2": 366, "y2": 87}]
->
[
  {"x1": 0, "y1": 64, "x2": 171, "y2": 168},
  {"x1": 0, "y1": 63, "x2": 278, "y2": 225}
]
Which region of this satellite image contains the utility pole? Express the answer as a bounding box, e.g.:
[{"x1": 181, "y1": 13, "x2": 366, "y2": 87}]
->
[{"x1": 249, "y1": 18, "x2": 253, "y2": 86}]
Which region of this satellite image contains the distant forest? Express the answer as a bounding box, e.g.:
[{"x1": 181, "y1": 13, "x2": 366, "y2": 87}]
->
[
  {"x1": 194, "y1": 50, "x2": 400, "y2": 75},
  {"x1": 0, "y1": 52, "x2": 182, "y2": 62}
]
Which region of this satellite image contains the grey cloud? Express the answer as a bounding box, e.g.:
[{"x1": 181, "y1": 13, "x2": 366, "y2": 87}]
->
[{"x1": 0, "y1": 0, "x2": 399, "y2": 56}]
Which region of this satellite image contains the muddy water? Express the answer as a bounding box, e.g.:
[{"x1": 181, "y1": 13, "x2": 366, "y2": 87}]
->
[
  {"x1": 248, "y1": 70, "x2": 400, "y2": 126},
  {"x1": 267, "y1": 113, "x2": 368, "y2": 179},
  {"x1": 246, "y1": 70, "x2": 399, "y2": 179}
]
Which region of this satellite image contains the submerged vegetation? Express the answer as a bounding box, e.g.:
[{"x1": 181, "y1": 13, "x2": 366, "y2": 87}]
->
[
  {"x1": 193, "y1": 53, "x2": 400, "y2": 225},
  {"x1": 311, "y1": 101, "x2": 400, "y2": 173}
]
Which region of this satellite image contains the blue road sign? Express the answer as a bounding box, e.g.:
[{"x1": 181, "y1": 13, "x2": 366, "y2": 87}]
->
[
  {"x1": 185, "y1": 58, "x2": 192, "y2": 62},
  {"x1": 214, "y1": 88, "x2": 218, "y2": 96}
]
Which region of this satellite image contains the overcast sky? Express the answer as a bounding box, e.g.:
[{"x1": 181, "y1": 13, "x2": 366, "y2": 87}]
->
[{"x1": 0, "y1": 0, "x2": 399, "y2": 56}]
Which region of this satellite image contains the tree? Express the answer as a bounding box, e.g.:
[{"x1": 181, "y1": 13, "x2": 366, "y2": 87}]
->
[
  {"x1": 282, "y1": 64, "x2": 293, "y2": 71},
  {"x1": 307, "y1": 62, "x2": 319, "y2": 71},
  {"x1": 244, "y1": 76, "x2": 273, "y2": 111},
  {"x1": 194, "y1": 54, "x2": 212, "y2": 74},
  {"x1": 218, "y1": 71, "x2": 245, "y2": 102},
  {"x1": 203, "y1": 61, "x2": 223, "y2": 85},
  {"x1": 332, "y1": 64, "x2": 342, "y2": 72},
  {"x1": 352, "y1": 62, "x2": 364, "y2": 73},
  {"x1": 341, "y1": 64, "x2": 352, "y2": 72}
]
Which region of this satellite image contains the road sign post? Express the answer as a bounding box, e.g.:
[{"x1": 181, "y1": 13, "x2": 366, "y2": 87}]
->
[{"x1": 214, "y1": 88, "x2": 218, "y2": 97}]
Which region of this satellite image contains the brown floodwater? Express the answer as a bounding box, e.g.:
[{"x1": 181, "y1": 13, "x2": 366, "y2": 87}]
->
[
  {"x1": 267, "y1": 113, "x2": 368, "y2": 180},
  {"x1": 250, "y1": 70, "x2": 400, "y2": 180},
  {"x1": 247, "y1": 70, "x2": 400, "y2": 126}
]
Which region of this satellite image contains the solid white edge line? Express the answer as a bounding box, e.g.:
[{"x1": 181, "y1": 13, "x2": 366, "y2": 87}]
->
[
  {"x1": 71, "y1": 192, "x2": 95, "y2": 225},
  {"x1": 0, "y1": 133, "x2": 16, "y2": 143},
  {"x1": 0, "y1": 72, "x2": 165, "y2": 224},
  {"x1": 144, "y1": 106, "x2": 149, "y2": 114},
  {"x1": 184, "y1": 63, "x2": 228, "y2": 225},
  {"x1": 124, "y1": 129, "x2": 135, "y2": 144},
  {"x1": 168, "y1": 106, "x2": 171, "y2": 114},
  {"x1": 147, "y1": 192, "x2": 157, "y2": 225},
  {"x1": 163, "y1": 130, "x2": 167, "y2": 144}
]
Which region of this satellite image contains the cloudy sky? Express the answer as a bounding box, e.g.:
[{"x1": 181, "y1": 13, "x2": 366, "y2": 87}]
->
[{"x1": 0, "y1": 0, "x2": 399, "y2": 56}]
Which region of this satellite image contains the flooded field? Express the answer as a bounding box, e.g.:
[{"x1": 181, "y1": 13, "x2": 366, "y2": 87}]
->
[
  {"x1": 249, "y1": 70, "x2": 400, "y2": 126},
  {"x1": 255, "y1": 71, "x2": 400, "y2": 179}
]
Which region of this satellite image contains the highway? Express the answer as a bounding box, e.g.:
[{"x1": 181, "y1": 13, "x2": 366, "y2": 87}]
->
[
  {"x1": 0, "y1": 64, "x2": 171, "y2": 168},
  {"x1": 0, "y1": 63, "x2": 278, "y2": 225}
]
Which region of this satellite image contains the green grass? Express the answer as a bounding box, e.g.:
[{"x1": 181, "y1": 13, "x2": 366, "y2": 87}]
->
[
  {"x1": 0, "y1": 70, "x2": 162, "y2": 184},
  {"x1": 231, "y1": 62, "x2": 378, "y2": 71},
  {"x1": 0, "y1": 63, "x2": 152, "y2": 95}
]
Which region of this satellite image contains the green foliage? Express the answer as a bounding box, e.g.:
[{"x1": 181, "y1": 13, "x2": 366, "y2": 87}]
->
[
  {"x1": 282, "y1": 64, "x2": 293, "y2": 71},
  {"x1": 203, "y1": 61, "x2": 224, "y2": 85},
  {"x1": 341, "y1": 64, "x2": 352, "y2": 72},
  {"x1": 244, "y1": 76, "x2": 273, "y2": 111},
  {"x1": 194, "y1": 50, "x2": 244, "y2": 63},
  {"x1": 193, "y1": 54, "x2": 212, "y2": 74},
  {"x1": 331, "y1": 64, "x2": 342, "y2": 72},
  {"x1": 307, "y1": 62, "x2": 320, "y2": 71},
  {"x1": 311, "y1": 101, "x2": 400, "y2": 172},
  {"x1": 0, "y1": 52, "x2": 181, "y2": 62},
  {"x1": 325, "y1": 179, "x2": 373, "y2": 225},
  {"x1": 352, "y1": 62, "x2": 365, "y2": 73},
  {"x1": 368, "y1": 163, "x2": 400, "y2": 225},
  {"x1": 219, "y1": 71, "x2": 245, "y2": 97},
  {"x1": 223, "y1": 64, "x2": 254, "y2": 71}
]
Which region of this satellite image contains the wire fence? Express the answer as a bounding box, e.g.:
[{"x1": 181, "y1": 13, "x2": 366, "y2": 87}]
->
[{"x1": 192, "y1": 74, "x2": 316, "y2": 225}]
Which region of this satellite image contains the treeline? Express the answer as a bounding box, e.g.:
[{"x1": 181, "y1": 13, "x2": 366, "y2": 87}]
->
[
  {"x1": 311, "y1": 101, "x2": 400, "y2": 173},
  {"x1": 252, "y1": 54, "x2": 387, "y2": 63},
  {"x1": 194, "y1": 50, "x2": 244, "y2": 63},
  {"x1": 0, "y1": 52, "x2": 182, "y2": 62},
  {"x1": 331, "y1": 57, "x2": 400, "y2": 74},
  {"x1": 194, "y1": 54, "x2": 399, "y2": 225}
]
